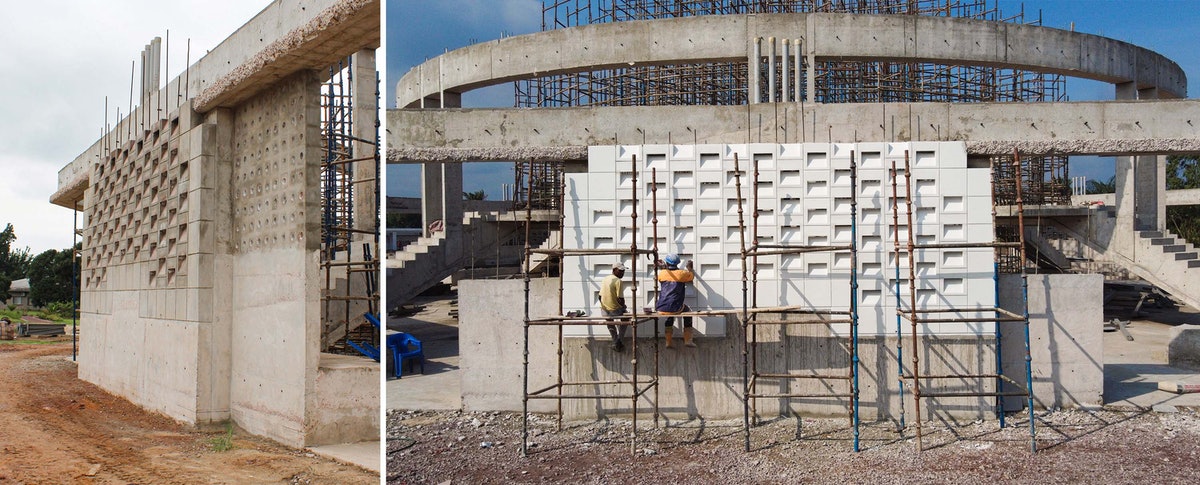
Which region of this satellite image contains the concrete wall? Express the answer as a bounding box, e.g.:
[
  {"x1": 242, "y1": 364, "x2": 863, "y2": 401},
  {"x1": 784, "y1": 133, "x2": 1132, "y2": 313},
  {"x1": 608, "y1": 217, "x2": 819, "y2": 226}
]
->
[
  {"x1": 460, "y1": 274, "x2": 1104, "y2": 422},
  {"x1": 77, "y1": 99, "x2": 232, "y2": 426},
  {"x1": 388, "y1": 100, "x2": 1200, "y2": 162},
  {"x1": 397, "y1": 13, "x2": 1184, "y2": 107},
  {"x1": 1000, "y1": 274, "x2": 1104, "y2": 410},
  {"x1": 228, "y1": 71, "x2": 323, "y2": 447},
  {"x1": 309, "y1": 354, "x2": 380, "y2": 445}
]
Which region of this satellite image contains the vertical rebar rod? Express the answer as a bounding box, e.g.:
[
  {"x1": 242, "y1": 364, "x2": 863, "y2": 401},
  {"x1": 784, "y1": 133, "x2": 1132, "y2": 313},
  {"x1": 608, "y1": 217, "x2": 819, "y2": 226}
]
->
[
  {"x1": 850, "y1": 150, "x2": 861, "y2": 451},
  {"x1": 735, "y1": 153, "x2": 750, "y2": 451},
  {"x1": 1014, "y1": 150, "x2": 1036, "y2": 452},
  {"x1": 903, "y1": 152, "x2": 922, "y2": 450},
  {"x1": 890, "y1": 158, "x2": 906, "y2": 431}
]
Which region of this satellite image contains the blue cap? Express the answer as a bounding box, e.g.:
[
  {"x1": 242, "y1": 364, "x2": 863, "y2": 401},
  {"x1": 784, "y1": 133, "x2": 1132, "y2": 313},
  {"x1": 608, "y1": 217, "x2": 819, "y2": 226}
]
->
[{"x1": 664, "y1": 254, "x2": 680, "y2": 266}]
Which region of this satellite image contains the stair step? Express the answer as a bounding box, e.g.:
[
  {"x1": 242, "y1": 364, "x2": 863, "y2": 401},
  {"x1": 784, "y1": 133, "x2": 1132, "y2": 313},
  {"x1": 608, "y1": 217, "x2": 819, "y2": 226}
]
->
[
  {"x1": 1163, "y1": 245, "x2": 1187, "y2": 253},
  {"x1": 1175, "y1": 252, "x2": 1198, "y2": 261},
  {"x1": 1189, "y1": 260, "x2": 1200, "y2": 268},
  {"x1": 1140, "y1": 231, "x2": 1164, "y2": 238},
  {"x1": 1150, "y1": 238, "x2": 1174, "y2": 245}
]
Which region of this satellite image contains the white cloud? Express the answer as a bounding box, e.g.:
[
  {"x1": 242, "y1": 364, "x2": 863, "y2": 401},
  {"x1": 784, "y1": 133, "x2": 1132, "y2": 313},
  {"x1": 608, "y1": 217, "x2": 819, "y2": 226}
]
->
[{"x1": 0, "y1": 1, "x2": 270, "y2": 254}]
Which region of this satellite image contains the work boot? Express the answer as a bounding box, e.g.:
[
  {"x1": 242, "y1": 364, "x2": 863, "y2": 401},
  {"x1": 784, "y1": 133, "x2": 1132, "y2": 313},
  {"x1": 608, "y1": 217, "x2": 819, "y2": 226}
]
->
[
  {"x1": 664, "y1": 327, "x2": 675, "y2": 349},
  {"x1": 683, "y1": 328, "x2": 696, "y2": 348},
  {"x1": 610, "y1": 338, "x2": 625, "y2": 353}
]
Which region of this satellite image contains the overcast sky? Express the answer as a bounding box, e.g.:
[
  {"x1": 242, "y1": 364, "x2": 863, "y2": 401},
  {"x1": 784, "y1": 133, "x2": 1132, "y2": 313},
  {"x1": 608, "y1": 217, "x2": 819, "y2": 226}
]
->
[
  {"x1": 386, "y1": 0, "x2": 1200, "y2": 197},
  {"x1": 0, "y1": 1, "x2": 272, "y2": 255}
]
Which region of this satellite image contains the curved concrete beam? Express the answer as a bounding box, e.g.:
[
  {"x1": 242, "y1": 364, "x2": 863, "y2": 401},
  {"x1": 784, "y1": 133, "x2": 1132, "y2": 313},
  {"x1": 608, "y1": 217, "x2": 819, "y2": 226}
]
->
[
  {"x1": 396, "y1": 13, "x2": 1185, "y2": 108},
  {"x1": 387, "y1": 99, "x2": 1200, "y2": 161}
]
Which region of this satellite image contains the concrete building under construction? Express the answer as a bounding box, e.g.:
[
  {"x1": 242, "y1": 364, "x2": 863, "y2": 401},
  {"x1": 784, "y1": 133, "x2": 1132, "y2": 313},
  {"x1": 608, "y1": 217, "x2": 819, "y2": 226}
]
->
[
  {"x1": 389, "y1": 0, "x2": 1200, "y2": 450},
  {"x1": 50, "y1": 0, "x2": 381, "y2": 448}
]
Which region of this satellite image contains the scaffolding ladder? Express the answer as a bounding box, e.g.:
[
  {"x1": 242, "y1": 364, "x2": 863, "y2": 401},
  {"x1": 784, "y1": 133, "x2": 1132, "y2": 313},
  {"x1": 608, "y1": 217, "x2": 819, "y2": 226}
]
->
[
  {"x1": 521, "y1": 157, "x2": 661, "y2": 456},
  {"x1": 890, "y1": 150, "x2": 1035, "y2": 451},
  {"x1": 731, "y1": 152, "x2": 862, "y2": 452}
]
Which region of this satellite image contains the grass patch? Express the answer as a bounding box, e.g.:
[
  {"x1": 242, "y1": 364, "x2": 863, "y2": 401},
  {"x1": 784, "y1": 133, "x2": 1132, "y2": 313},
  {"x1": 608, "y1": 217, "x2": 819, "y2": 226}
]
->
[
  {"x1": 0, "y1": 339, "x2": 63, "y2": 345},
  {"x1": 210, "y1": 424, "x2": 235, "y2": 452}
]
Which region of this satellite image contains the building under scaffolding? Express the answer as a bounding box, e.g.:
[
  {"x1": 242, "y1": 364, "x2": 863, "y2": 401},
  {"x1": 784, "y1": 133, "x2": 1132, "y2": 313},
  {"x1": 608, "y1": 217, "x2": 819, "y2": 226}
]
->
[
  {"x1": 321, "y1": 55, "x2": 381, "y2": 355},
  {"x1": 515, "y1": 0, "x2": 1070, "y2": 206}
]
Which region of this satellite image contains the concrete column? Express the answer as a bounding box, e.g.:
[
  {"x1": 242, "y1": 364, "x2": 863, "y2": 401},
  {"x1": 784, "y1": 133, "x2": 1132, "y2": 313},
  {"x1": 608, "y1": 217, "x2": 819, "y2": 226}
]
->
[
  {"x1": 421, "y1": 163, "x2": 444, "y2": 235},
  {"x1": 1113, "y1": 82, "x2": 1164, "y2": 233},
  {"x1": 749, "y1": 37, "x2": 760, "y2": 104},
  {"x1": 442, "y1": 163, "x2": 464, "y2": 259},
  {"x1": 781, "y1": 39, "x2": 789, "y2": 103},
  {"x1": 794, "y1": 39, "x2": 802, "y2": 102},
  {"x1": 351, "y1": 49, "x2": 378, "y2": 235},
  {"x1": 767, "y1": 37, "x2": 776, "y2": 103}
]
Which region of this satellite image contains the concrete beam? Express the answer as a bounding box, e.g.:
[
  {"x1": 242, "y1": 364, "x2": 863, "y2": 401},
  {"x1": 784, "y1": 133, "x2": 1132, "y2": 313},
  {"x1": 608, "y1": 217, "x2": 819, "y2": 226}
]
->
[
  {"x1": 387, "y1": 100, "x2": 1200, "y2": 162},
  {"x1": 396, "y1": 13, "x2": 1186, "y2": 107}
]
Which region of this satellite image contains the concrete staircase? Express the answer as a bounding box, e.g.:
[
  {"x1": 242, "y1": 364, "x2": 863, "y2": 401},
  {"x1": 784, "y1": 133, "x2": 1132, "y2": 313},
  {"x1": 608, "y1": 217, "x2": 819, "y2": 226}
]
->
[
  {"x1": 387, "y1": 210, "x2": 558, "y2": 309},
  {"x1": 1129, "y1": 229, "x2": 1200, "y2": 308},
  {"x1": 1038, "y1": 207, "x2": 1200, "y2": 310}
]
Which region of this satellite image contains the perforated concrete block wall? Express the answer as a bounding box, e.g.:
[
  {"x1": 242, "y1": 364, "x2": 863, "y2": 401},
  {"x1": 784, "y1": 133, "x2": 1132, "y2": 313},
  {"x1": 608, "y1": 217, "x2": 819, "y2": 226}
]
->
[
  {"x1": 77, "y1": 100, "x2": 229, "y2": 424},
  {"x1": 562, "y1": 143, "x2": 996, "y2": 337},
  {"x1": 228, "y1": 71, "x2": 323, "y2": 447}
]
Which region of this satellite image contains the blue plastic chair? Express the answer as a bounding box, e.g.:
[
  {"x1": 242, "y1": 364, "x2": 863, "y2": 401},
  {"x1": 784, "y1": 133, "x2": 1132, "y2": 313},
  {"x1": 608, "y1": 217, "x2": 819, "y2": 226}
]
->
[{"x1": 388, "y1": 332, "x2": 424, "y2": 378}]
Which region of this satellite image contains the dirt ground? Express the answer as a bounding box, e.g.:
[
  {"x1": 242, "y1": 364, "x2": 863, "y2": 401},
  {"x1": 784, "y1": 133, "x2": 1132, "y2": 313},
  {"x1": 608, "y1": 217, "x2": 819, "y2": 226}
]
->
[
  {"x1": 387, "y1": 407, "x2": 1200, "y2": 484},
  {"x1": 0, "y1": 339, "x2": 376, "y2": 484}
]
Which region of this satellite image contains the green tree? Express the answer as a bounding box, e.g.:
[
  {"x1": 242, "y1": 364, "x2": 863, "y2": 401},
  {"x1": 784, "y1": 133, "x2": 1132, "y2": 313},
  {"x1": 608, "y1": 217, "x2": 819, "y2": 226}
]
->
[
  {"x1": 1166, "y1": 155, "x2": 1200, "y2": 245},
  {"x1": 463, "y1": 189, "x2": 487, "y2": 201},
  {"x1": 1085, "y1": 175, "x2": 1116, "y2": 194},
  {"x1": 27, "y1": 246, "x2": 78, "y2": 308},
  {"x1": 0, "y1": 224, "x2": 33, "y2": 302}
]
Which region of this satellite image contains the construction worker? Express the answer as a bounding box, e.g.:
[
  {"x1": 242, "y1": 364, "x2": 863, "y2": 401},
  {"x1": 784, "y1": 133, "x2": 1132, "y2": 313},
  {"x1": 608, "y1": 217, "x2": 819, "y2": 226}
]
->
[
  {"x1": 599, "y1": 262, "x2": 629, "y2": 352},
  {"x1": 655, "y1": 254, "x2": 695, "y2": 348}
]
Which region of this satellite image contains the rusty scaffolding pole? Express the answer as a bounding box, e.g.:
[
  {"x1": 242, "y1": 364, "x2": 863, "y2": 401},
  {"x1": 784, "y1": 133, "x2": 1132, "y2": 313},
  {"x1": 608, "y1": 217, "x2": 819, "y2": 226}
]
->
[
  {"x1": 320, "y1": 56, "x2": 380, "y2": 354},
  {"x1": 890, "y1": 150, "x2": 1035, "y2": 452},
  {"x1": 521, "y1": 157, "x2": 661, "y2": 456}
]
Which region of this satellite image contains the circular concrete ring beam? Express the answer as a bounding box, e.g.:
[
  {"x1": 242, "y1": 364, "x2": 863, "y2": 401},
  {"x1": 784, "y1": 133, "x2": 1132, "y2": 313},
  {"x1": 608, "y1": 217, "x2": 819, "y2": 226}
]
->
[{"x1": 396, "y1": 13, "x2": 1185, "y2": 108}]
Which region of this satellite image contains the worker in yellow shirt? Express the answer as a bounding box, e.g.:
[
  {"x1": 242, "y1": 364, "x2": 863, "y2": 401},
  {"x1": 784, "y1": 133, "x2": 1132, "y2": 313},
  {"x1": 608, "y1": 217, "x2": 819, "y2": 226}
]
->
[{"x1": 599, "y1": 262, "x2": 628, "y2": 352}]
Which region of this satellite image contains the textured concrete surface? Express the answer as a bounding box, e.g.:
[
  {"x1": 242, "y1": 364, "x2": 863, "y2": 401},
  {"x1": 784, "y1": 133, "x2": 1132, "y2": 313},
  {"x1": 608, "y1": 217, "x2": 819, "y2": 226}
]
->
[
  {"x1": 397, "y1": 12, "x2": 1184, "y2": 108},
  {"x1": 388, "y1": 101, "x2": 1200, "y2": 162},
  {"x1": 1168, "y1": 324, "x2": 1200, "y2": 370},
  {"x1": 307, "y1": 441, "x2": 380, "y2": 473},
  {"x1": 1105, "y1": 317, "x2": 1200, "y2": 410},
  {"x1": 310, "y1": 353, "x2": 380, "y2": 446},
  {"x1": 454, "y1": 276, "x2": 1101, "y2": 422}
]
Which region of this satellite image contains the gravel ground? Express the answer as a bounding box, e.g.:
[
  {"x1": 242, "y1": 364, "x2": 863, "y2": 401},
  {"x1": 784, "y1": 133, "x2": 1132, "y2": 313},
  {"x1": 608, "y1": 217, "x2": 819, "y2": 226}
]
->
[{"x1": 388, "y1": 407, "x2": 1200, "y2": 484}]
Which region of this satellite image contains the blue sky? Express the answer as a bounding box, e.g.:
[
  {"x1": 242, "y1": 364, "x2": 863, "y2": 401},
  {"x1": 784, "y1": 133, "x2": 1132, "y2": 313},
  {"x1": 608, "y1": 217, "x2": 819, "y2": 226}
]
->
[{"x1": 386, "y1": 0, "x2": 1200, "y2": 198}]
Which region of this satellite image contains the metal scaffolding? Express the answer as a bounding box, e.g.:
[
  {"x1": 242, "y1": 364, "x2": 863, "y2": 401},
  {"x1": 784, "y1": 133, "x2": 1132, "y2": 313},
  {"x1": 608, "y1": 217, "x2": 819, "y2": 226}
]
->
[
  {"x1": 732, "y1": 152, "x2": 862, "y2": 451},
  {"x1": 890, "y1": 150, "x2": 1035, "y2": 451},
  {"x1": 521, "y1": 156, "x2": 661, "y2": 456},
  {"x1": 519, "y1": 1, "x2": 1066, "y2": 108},
  {"x1": 320, "y1": 56, "x2": 381, "y2": 353}
]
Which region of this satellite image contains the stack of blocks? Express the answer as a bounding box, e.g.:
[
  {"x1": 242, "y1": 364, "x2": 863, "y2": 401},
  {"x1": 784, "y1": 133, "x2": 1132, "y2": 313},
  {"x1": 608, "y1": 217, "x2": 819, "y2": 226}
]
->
[{"x1": 561, "y1": 143, "x2": 996, "y2": 338}]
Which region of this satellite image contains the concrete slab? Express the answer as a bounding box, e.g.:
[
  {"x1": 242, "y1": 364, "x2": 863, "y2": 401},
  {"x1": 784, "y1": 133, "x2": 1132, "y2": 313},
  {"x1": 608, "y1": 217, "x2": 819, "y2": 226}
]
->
[
  {"x1": 1103, "y1": 305, "x2": 1200, "y2": 410},
  {"x1": 387, "y1": 295, "x2": 461, "y2": 411},
  {"x1": 307, "y1": 441, "x2": 380, "y2": 473}
]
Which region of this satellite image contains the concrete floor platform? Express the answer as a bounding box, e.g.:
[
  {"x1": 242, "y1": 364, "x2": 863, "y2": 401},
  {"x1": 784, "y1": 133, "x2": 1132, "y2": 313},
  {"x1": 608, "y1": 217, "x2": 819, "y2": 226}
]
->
[
  {"x1": 1103, "y1": 307, "x2": 1200, "y2": 410},
  {"x1": 388, "y1": 295, "x2": 462, "y2": 411},
  {"x1": 307, "y1": 441, "x2": 380, "y2": 473}
]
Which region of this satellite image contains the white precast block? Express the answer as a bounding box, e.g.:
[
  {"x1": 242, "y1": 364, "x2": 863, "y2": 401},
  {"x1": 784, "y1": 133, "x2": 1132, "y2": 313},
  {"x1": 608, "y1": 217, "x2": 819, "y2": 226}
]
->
[
  {"x1": 589, "y1": 145, "x2": 617, "y2": 172},
  {"x1": 565, "y1": 173, "x2": 589, "y2": 202},
  {"x1": 697, "y1": 151, "x2": 724, "y2": 172},
  {"x1": 589, "y1": 172, "x2": 616, "y2": 200},
  {"x1": 967, "y1": 196, "x2": 994, "y2": 224}
]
